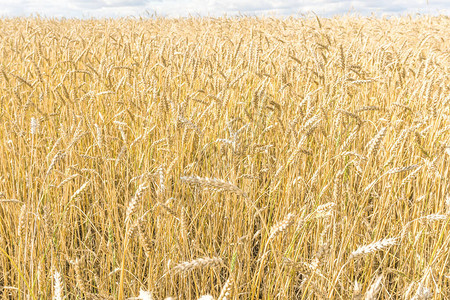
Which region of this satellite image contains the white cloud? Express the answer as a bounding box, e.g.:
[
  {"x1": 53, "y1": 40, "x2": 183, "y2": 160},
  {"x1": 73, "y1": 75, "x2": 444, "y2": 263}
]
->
[{"x1": 0, "y1": 0, "x2": 448, "y2": 18}]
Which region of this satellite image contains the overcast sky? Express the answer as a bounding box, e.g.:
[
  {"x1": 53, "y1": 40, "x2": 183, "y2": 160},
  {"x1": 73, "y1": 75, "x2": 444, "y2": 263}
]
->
[{"x1": 0, "y1": 0, "x2": 448, "y2": 18}]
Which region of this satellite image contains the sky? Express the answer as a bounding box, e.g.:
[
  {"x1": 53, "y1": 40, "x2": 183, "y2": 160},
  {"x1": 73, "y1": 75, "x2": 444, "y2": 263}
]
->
[{"x1": 0, "y1": 0, "x2": 448, "y2": 18}]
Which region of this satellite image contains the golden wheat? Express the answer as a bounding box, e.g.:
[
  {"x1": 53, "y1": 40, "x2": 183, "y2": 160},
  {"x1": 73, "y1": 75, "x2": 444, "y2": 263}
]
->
[{"x1": 0, "y1": 15, "x2": 449, "y2": 299}]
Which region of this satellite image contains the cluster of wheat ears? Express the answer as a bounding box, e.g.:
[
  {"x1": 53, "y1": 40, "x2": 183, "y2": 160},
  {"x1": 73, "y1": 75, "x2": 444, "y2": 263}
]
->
[{"x1": 0, "y1": 15, "x2": 449, "y2": 299}]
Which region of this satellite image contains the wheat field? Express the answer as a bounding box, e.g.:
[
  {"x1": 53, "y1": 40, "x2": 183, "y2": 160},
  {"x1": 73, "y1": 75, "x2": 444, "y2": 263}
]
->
[{"x1": 0, "y1": 15, "x2": 449, "y2": 299}]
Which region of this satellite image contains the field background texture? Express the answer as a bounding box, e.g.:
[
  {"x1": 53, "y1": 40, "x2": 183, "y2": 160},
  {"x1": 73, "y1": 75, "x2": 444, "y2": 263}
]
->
[{"x1": 0, "y1": 16, "x2": 450, "y2": 299}]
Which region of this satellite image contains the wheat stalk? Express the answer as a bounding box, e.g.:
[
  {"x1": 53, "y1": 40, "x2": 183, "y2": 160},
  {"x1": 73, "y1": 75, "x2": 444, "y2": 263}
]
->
[
  {"x1": 218, "y1": 278, "x2": 232, "y2": 300},
  {"x1": 364, "y1": 274, "x2": 383, "y2": 300},
  {"x1": 172, "y1": 257, "x2": 223, "y2": 273},
  {"x1": 46, "y1": 151, "x2": 65, "y2": 178},
  {"x1": 181, "y1": 176, "x2": 247, "y2": 197},
  {"x1": 53, "y1": 270, "x2": 63, "y2": 300},
  {"x1": 30, "y1": 117, "x2": 39, "y2": 135},
  {"x1": 268, "y1": 213, "x2": 295, "y2": 240},
  {"x1": 17, "y1": 204, "x2": 27, "y2": 237},
  {"x1": 70, "y1": 181, "x2": 90, "y2": 200},
  {"x1": 365, "y1": 125, "x2": 387, "y2": 155},
  {"x1": 125, "y1": 183, "x2": 148, "y2": 222},
  {"x1": 57, "y1": 174, "x2": 80, "y2": 188},
  {"x1": 350, "y1": 237, "x2": 398, "y2": 260},
  {"x1": 71, "y1": 258, "x2": 87, "y2": 294},
  {"x1": 138, "y1": 217, "x2": 153, "y2": 258}
]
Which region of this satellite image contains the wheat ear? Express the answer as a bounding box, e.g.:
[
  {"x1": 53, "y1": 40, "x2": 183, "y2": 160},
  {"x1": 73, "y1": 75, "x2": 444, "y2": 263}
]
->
[
  {"x1": 181, "y1": 176, "x2": 247, "y2": 197},
  {"x1": 172, "y1": 257, "x2": 223, "y2": 273},
  {"x1": 53, "y1": 270, "x2": 63, "y2": 300},
  {"x1": 365, "y1": 126, "x2": 387, "y2": 158},
  {"x1": 218, "y1": 278, "x2": 233, "y2": 300},
  {"x1": 268, "y1": 213, "x2": 295, "y2": 240},
  {"x1": 364, "y1": 274, "x2": 383, "y2": 300},
  {"x1": 350, "y1": 237, "x2": 398, "y2": 260},
  {"x1": 125, "y1": 183, "x2": 148, "y2": 222}
]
